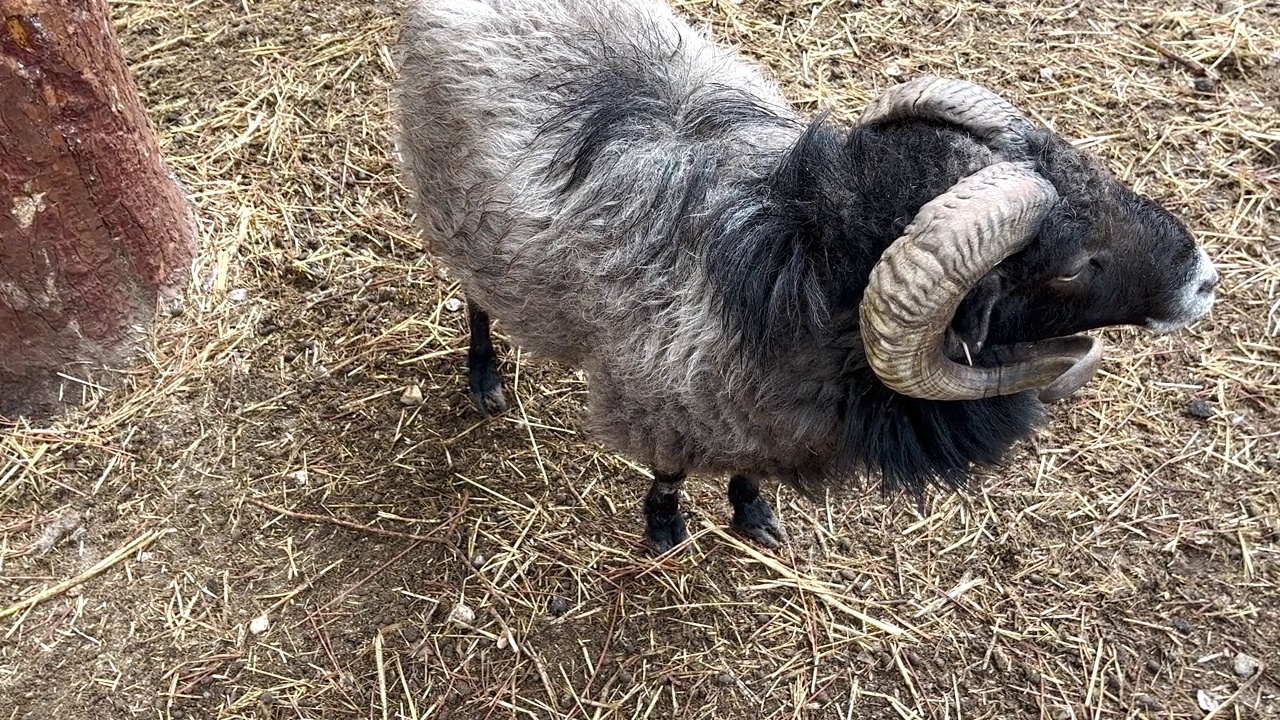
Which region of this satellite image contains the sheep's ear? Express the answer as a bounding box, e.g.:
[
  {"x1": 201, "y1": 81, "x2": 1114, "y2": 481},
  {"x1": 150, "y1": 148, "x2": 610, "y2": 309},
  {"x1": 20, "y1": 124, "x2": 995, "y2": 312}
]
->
[{"x1": 944, "y1": 272, "x2": 1002, "y2": 361}]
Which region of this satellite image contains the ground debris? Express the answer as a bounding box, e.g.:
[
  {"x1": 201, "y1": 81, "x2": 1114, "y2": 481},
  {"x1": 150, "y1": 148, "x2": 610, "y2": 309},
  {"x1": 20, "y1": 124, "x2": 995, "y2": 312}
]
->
[{"x1": 34, "y1": 513, "x2": 82, "y2": 555}]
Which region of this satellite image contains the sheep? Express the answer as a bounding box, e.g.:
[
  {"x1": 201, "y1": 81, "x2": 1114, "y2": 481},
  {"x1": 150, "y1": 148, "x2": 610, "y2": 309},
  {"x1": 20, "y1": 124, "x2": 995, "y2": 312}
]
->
[{"x1": 391, "y1": 0, "x2": 1219, "y2": 553}]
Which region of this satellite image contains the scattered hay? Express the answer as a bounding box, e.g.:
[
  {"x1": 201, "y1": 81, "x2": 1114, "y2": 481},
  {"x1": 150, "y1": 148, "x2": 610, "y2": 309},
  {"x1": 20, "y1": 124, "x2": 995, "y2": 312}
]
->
[{"x1": 2, "y1": 0, "x2": 1277, "y2": 718}]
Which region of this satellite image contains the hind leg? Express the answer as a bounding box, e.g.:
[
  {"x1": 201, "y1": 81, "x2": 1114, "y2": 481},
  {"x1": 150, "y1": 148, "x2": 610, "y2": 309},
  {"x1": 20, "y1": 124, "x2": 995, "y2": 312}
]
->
[
  {"x1": 466, "y1": 300, "x2": 508, "y2": 417},
  {"x1": 643, "y1": 471, "x2": 688, "y2": 554},
  {"x1": 728, "y1": 475, "x2": 788, "y2": 549}
]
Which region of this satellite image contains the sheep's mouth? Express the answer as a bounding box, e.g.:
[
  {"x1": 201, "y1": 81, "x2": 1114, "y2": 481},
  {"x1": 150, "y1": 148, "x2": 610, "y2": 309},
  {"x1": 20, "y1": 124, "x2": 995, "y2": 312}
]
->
[{"x1": 964, "y1": 333, "x2": 1103, "y2": 402}]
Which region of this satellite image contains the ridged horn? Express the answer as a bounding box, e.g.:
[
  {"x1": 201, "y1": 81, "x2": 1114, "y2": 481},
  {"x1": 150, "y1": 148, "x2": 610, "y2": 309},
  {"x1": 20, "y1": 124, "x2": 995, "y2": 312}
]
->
[
  {"x1": 859, "y1": 75, "x2": 1036, "y2": 159},
  {"x1": 859, "y1": 161, "x2": 1102, "y2": 402}
]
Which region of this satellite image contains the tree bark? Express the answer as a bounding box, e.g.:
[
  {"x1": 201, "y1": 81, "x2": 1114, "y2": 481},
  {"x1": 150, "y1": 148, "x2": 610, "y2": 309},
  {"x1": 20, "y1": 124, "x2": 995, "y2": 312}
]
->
[{"x1": 1, "y1": 0, "x2": 195, "y2": 418}]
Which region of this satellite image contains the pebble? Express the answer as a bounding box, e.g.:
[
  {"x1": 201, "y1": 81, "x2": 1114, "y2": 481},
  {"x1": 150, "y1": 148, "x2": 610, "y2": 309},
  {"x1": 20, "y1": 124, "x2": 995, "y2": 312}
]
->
[
  {"x1": 1234, "y1": 652, "x2": 1260, "y2": 678},
  {"x1": 227, "y1": 288, "x2": 249, "y2": 303},
  {"x1": 1136, "y1": 695, "x2": 1163, "y2": 713},
  {"x1": 249, "y1": 614, "x2": 270, "y2": 635},
  {"x1": 1197, "y1": 689, "x2": 1220, "y2": 713},
  {"x1": 1192, "y1": 76, "x2": 1219, "y2": 94},
  {"x1": 444, "y1": 297, "x2": 464, "y2": 312},
  {"x1": 1186, "y1": 398, "x2": 1213, "y2": 419},
  {"x1": 548, "y1": 597, "x2": 571, "y2": 617},
  {"x1": 448, "y1": 603, "x2": 475, "y2": 626},
  {"x1": 716, "y1": 672, "x2": 735, "y2": 686},
  {"x1": 400, "y1": 384, "x2": 424, "y2": 406}
]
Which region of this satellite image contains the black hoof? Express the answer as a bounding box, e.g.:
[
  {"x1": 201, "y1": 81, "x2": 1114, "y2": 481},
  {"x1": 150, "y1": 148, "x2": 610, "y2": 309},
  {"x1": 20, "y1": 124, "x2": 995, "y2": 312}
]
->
[
  {"x1": 728, "y1": 475, "x2": 788, "y2": 549},
  {"x1": 645, "y1": 511, "x2": 688, "y2": 554},
  {"x1": 466, "y1": 301, "x2": 507, "y2": 417},
  {"x1": 468, "y1": 367, "x2": 508, "y2": 417},
  {"x1": 643, "y1": 471, "x2": 688, "y2": 554},
  {"x1": 731, "y1": 499, "x2": 788, "y2": 549}
]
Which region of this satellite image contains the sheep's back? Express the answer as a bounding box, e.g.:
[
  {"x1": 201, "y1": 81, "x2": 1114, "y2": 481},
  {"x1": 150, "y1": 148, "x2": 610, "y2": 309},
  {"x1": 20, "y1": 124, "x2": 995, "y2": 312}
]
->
[{"x1": 395, "y1": 0, "x2": 845, "y2": 475}]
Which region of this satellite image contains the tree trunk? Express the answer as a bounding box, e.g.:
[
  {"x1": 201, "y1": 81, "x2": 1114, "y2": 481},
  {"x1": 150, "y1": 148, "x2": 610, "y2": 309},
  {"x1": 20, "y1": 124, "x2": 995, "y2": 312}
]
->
[{"x1": 1, "y1": 0, "x2": 195, "y2": 418}]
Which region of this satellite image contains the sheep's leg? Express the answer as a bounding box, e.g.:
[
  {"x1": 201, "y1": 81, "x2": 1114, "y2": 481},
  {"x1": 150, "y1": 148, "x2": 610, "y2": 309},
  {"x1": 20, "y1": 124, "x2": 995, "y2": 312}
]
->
[
  {"x1": 466, "y1": 300, "x2": 508, "y2": 417},
  {"x1": 728, "y1": 475, "x2": 788, "y2": 549},
  {"x1": 643, "y1": 472, "x2": 688, "y2": 554}
]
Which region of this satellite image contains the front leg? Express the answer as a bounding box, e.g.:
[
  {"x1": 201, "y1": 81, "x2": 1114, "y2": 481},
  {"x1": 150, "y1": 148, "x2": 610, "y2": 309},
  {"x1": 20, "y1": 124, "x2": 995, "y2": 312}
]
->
[
  {"x1": 728, "y1": 475, "x2": 788, "y2": 549},
  {"x1": 643, "y1": 471, "x2": 688, "y2": 554}
]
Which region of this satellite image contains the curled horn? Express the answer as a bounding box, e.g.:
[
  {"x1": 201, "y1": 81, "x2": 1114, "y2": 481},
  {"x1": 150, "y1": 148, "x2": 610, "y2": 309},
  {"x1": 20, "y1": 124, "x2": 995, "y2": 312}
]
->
[
  {"x1": 858, "y1": 162, "x2": 1103, "y2": 401},
  {"x1": 858, "y1": 75, "x2": 1037, "y2": 160}
]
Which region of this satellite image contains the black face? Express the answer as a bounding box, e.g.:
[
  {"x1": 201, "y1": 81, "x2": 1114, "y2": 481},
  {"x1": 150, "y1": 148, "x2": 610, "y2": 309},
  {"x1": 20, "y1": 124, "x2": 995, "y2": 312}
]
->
[{"x1": 951, "y1": 134, "x2": 1216, "y2": 353}]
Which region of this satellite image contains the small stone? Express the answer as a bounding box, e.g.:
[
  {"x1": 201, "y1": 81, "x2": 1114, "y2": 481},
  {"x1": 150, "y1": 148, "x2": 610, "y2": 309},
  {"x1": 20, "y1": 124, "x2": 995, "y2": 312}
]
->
[
  {"x1": 1172, "y1": 617, "x2": 1194, "y2": 635},
  {"x1": 1136, "y1": 695, "x2": 1163, "y2": 713},
  {"x1": 1233, "y1": 652, "x2": 1260, "y2": 678},
  {"x1": 991, "y1": 647, "x2": 1011, "y2": 672},
  {"x1": 301, "y1": 25, "x2": 314, "y2": 36},
  {"x1": 227, "y1": 288, "x2": 249, "y2": 303},
  {"x1": 1144, "y1": 657, "x2": 1161, "y2": 674},
  {"x1": 34, "y1": 513, "x2": 81, "y2": 555},
  {"x1": 471, "y1": 553, "x2": 485, "y2": 568},
  {"x1": 716, "y1": 672, "x2": 735, "y2": 686},
  {"x1": 400, "y1": 384, "x2": 424, "y2": 406},
  {"x1": 287, "y1": 469, "x2": 309, "y2": 486},
  {"x1": 435, "y1": 267, "x2": 450, "y2": 281},
  {"x1": 1192, "y1": 76, "x2": 1219, "y2": 94},
  {"x1": 455, "y1": 682, "x2": 472, "y2": 697},
  {"x1": 1197, "y1": 689, "x2": 1219, "y2": 713},
  {"x1": 1186, "y1": 398, "x2": 1213, "y2": 419},
  {"x1": 1039, "y1": 67, "x2": 1056, "y2": 81},
  {"x1": 444, "y1": 297, "x2": 464, "y2": 312},
  {"x1": 249, "y1": 614, "x2": 270, "y2": 635},
  {"x1": 448, "y1": 603, "x2": 475, "y2": 626},
  {"x1": 548, "y1": 597, "x2": 571, "y2": 617},
  {"x1": 839, "y1": 568, "x2": 858, "y2": 581}
]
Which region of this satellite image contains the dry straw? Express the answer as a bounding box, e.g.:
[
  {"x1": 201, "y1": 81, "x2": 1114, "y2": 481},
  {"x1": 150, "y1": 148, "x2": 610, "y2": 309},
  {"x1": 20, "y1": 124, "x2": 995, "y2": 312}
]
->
[{"x1": 1, "y1": 0, "x2": 1276, "y2": 718}]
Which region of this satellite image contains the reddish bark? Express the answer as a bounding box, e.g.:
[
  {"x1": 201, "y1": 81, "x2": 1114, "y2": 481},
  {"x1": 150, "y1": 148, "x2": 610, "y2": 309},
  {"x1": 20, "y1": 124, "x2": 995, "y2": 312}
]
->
[{"x1": 1, "y1": 0, "x2": 195, "y2": 417}]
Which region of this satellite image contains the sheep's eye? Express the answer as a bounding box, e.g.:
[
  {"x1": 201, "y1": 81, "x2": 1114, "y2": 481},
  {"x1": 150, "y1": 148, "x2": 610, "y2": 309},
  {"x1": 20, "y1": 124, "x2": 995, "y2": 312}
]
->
[{"x1": 1054, "y1": 256, "x2": 1100, "y2": 283}]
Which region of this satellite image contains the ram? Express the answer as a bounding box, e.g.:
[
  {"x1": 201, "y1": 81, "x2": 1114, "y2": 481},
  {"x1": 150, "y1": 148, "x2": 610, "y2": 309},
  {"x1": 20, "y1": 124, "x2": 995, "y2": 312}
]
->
[{"x1": 392, "y1": 0, "x2": 1218, "y2": 552}]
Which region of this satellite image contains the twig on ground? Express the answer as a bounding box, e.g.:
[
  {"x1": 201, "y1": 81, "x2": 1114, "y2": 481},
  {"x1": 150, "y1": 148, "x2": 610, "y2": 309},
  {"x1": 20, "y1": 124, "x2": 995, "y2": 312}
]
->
[{"x1": 0, "y1": 529, "x2": 167, "y2": 621}]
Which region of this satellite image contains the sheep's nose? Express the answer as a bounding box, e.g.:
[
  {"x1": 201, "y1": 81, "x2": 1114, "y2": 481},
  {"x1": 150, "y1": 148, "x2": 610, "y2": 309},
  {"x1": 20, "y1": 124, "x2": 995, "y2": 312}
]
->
[{"x1": 1198, "y1": 268, "x2": 1219, "y2": 296}]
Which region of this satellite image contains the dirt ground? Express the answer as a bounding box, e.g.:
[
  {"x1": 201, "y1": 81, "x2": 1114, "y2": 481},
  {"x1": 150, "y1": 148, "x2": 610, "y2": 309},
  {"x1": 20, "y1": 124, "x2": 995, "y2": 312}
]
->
[{"x1": 2, "y1": 0, "x2": 1279, "y2": 718}]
